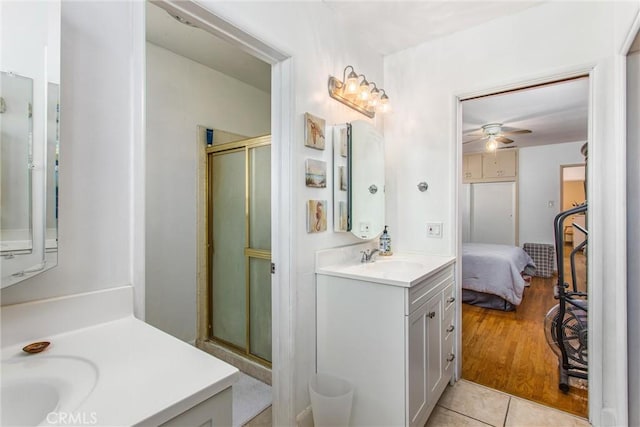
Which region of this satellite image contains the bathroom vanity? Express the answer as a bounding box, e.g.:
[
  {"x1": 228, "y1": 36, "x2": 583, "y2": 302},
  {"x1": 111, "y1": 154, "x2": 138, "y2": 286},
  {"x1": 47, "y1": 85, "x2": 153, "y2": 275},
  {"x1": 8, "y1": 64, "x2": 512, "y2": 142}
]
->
[
  {"x1": 1, "y1": 286, "x2": 238, "y2": 426},
  {"x1": 316, "y1": 245, "x2": 456, "y2": 427}
]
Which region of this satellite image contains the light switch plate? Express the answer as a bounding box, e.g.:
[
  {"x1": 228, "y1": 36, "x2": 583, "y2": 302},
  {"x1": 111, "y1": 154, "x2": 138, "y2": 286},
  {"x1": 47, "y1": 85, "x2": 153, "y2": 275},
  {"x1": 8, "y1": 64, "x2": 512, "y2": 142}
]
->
[{"x1": 427, "y1": 222, "x2": 443, "y2": 238}]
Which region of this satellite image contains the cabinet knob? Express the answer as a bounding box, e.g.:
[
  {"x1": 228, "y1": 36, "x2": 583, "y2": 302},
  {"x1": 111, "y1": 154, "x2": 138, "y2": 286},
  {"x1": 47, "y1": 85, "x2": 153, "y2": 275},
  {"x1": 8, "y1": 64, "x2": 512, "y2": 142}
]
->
[
  {"x1": 446, "y1": 296, "x2": 455, "y2": 304},
  {"x1": 446, "y1": 325, "x2": 455, "y2": 333},
  {"x1": 428, "y1": 311, "x2": 436, "y2": 319},
  {"x1": 447, "y1": 353, "x2": 455, "y2": 362}
]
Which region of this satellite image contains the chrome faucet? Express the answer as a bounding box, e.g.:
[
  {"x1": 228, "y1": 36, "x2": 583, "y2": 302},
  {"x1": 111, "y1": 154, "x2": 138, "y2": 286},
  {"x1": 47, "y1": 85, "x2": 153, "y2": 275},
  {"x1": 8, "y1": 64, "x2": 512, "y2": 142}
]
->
[{"x1": 360, "y1": 248, "x2": 379, "y2": 263}]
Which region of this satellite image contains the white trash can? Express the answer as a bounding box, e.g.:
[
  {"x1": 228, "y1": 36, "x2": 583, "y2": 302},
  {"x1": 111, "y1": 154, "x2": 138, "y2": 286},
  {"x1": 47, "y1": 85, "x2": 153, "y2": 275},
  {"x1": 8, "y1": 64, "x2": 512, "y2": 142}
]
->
[{"x1": 309, "y1": 373, "x2": 354, "y2": 427}]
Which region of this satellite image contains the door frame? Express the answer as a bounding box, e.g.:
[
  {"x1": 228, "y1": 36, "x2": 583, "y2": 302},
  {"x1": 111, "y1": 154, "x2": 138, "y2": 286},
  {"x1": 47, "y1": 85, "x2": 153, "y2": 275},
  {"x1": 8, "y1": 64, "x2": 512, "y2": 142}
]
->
[
  {"x1": 153, "y1": 1, "x2": 294, "y2": 424},
  {"x1": 454, "y1": 70, "x2": 597, "y2": 420}
]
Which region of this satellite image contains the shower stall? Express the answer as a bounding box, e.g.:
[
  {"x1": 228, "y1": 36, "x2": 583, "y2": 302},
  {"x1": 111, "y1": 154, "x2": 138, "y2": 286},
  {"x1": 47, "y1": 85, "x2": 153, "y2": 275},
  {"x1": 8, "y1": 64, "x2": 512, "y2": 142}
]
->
[{"x1": 206, "y1": 134, "x2": 272, "y2": 366}]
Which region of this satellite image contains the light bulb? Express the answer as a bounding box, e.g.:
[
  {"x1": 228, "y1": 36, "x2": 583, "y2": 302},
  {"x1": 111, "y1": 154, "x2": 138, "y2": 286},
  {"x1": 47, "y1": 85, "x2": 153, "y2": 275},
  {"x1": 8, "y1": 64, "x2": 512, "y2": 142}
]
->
[
  {"x1": 368, "y1": 87, "x2": 380, "y2": 107},
  {"x1": 378, "y1": 93, "x2": 390, "y2": 113},
  {"x1": 485, "y1": 138, "x2": 498, "y2": 152},
  {"x1": 358, "y1": 78, "x2": 370, "y2": 101},
  {"x1": 344, "y1": 70, "x2": 359, "y2": 95}
]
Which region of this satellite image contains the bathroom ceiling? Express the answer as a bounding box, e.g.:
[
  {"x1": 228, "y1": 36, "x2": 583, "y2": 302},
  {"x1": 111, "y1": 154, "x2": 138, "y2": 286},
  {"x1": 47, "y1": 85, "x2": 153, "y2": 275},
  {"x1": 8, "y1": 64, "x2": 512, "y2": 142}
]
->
[
  {"x1": 146, "y1": 1, "x2": 543, "y2": 93},
  {"x1": 462, "y1": 77, "x2": 589, "y2": 153},
  {"x1": 322, "y1": 1, "x2": 542, "y2": 56},
  {"x1": 145, "y1": 1, "x2": 272, "y2": 93}
]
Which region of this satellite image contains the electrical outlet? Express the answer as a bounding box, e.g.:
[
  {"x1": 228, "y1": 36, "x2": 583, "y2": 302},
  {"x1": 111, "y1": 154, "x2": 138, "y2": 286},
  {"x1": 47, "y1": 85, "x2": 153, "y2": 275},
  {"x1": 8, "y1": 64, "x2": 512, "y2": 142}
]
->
[
  {"x1": 359, "y1": 222, "x2": 371, "y2": 233},
  {"x1": 427, "y1": 222, "x2": 443, "y2": 238}
]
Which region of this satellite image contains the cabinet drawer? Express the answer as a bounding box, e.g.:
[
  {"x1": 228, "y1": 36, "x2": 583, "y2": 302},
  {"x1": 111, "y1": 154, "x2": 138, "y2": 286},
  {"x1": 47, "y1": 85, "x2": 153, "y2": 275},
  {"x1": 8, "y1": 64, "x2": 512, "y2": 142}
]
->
[
  {"x1": 443, "y1": 284, "x2": 456, "y2": 314},
  {"x1": 407, "y1": 265, "x2": 454, "y2": 315},
  {"x1": 442, "y1": 307, "x2": 455, "y2": 342},
  {"x1": 443, "y1": 331, "x2": 456, "y2": 373}
]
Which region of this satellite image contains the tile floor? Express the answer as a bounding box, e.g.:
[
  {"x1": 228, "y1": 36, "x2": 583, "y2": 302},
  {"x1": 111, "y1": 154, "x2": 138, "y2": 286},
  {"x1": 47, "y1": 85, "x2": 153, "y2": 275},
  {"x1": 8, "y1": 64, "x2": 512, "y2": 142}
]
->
[
  {"x1": 426, "y1": 380, "x2": 590, "y2": 427},
  {"x1": 244, "y1": 379, "x2": 590, "y2": 427}
]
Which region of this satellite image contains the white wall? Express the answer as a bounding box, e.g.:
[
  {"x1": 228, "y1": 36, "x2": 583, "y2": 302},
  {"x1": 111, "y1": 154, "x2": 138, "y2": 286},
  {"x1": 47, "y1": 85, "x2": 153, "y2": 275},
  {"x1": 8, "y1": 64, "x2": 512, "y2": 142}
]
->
[
  {"x1": 1, "y1": 2, "x2": 144, "y2": 316},
  {"x1": 194, "y1": 1, "x2": 384, "y2": 418},
  {"x1": 145, "y1": 42, "x2": 270, "y2": 343},
  {"x1": 384, "y1": 2, "x2": 638, "y2": 425},
  {"x1": 519, "y1": 141, "x2": 585, "y2": 245},
  {"x1": 626, "y1": 45, "x2": 640, "y2": 427}
]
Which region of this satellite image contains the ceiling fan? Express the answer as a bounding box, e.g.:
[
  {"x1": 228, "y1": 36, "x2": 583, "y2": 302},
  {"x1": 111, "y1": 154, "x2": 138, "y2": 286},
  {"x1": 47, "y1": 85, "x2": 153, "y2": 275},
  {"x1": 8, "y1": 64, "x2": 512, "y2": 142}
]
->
[{"x1": 463, "y1": 123, "x2": 532, "y2": 151}]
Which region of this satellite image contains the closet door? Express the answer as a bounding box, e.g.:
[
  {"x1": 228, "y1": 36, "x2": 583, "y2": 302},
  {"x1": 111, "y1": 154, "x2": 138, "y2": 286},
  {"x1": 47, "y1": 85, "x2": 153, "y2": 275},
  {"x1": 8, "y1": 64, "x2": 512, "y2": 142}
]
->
[
  {"x1": 461, "y1": 184, "x2": 471, "y2": 243},
  {"x1": 470, "y1": 182, "x2": 516, "y2": 245}
]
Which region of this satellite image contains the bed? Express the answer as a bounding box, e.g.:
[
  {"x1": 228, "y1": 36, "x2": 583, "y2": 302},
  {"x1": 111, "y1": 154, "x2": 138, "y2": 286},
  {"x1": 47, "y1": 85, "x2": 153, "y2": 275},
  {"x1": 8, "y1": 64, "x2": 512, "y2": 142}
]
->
[{"x1": 462, "y1": 243, "x2": 536, "y2": 311}]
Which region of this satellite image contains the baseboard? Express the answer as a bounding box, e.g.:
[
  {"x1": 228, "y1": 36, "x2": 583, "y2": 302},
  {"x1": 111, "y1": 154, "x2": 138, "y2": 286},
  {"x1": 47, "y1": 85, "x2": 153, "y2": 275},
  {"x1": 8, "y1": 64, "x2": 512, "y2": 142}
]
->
[{"x1": 296, "y1": 405, "x2": 313, "y2": 427}]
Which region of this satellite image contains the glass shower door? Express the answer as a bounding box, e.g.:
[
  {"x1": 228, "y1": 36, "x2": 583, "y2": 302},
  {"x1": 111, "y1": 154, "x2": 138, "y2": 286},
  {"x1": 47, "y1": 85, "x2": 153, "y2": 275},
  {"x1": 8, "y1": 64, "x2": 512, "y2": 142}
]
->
[{"x1": 208, "y1": 136, "x2": 271, "y2": 364}]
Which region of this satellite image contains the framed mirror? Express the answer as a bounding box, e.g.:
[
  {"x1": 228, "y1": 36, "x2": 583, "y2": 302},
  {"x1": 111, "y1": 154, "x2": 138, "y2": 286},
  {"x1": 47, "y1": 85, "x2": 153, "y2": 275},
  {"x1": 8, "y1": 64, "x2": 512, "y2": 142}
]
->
[
  {"x1": 1, "y1": 1, "x2": 60, "y2": 288},
  {"x1": 1, "y1": 72, "x2": 34, "y2": 256},
  {"x1": 333, "y1": 120, "x2": 385, "y2": 239}
]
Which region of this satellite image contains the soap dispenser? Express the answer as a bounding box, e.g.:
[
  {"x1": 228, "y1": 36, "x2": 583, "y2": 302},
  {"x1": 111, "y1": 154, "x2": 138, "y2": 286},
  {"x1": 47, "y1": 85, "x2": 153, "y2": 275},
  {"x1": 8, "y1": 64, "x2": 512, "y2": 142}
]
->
[{"x1": 379, "y1": 225, "x2": 392, "y2": 256}]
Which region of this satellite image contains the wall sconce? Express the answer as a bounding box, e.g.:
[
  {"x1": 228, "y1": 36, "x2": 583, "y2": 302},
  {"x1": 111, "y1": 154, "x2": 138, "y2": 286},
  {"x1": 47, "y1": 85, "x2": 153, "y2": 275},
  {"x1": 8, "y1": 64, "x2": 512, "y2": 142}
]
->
[{"x1": 328, "y1": 65, "x2": 390, "y2": 118}]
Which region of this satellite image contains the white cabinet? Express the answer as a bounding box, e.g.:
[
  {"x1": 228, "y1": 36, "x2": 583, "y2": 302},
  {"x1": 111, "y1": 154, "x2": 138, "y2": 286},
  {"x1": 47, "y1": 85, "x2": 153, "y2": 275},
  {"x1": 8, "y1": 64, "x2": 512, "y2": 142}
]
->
[
  {"x1": 462, "y1": 153, "x2": 483, "y2": 182},
  {"x1": 159, "y1": 387, "x2": 232, "y2": 427},
  {"x1": 463, "y1": 150, "x2": 518, "y2": 183},
  {"x1": 481, "y1": 150, "x2": 517, "y2": 179},
  {"x1": 317, "y1": 263, "x2": 455, "y2": 427}
]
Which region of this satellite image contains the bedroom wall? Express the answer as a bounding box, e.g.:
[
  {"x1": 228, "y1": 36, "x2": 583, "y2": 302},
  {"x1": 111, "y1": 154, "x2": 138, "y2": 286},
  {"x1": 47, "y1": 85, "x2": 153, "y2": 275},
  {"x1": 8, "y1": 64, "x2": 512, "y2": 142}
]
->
[
  {"x1": 145, "y1": 42, "x2": 271, "y2": 344},
  {"x1": 518, "y1": 141, "x2": 585, "y2": 245},
  {"x1": 384, "y1": 2, "x2": 638, "y2": 424}
]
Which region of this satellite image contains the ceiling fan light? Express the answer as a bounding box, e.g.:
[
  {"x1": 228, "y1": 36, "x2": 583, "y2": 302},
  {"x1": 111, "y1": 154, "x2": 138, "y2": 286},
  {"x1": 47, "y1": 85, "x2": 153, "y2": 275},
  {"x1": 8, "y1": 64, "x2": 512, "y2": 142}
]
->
[{"x1": 485, "y1": 138, "x2": 498, "y2": 152}]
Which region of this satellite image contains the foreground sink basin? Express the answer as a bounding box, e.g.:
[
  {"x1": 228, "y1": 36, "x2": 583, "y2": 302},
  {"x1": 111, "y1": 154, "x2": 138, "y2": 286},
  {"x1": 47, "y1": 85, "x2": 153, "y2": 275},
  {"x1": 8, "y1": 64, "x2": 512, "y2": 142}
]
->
[
  {"x1": 1, "y1": 382, "x2": 59, "y2": 426},
  {"x1": 1, "y1": 355, "x2": 99, "y2": 426}
]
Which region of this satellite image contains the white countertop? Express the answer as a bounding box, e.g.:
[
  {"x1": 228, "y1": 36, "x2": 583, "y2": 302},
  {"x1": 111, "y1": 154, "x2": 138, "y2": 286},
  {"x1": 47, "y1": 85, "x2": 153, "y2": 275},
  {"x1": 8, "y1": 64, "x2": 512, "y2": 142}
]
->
[
  {"x1": 1, "y1": 287, "x2": 238, "y2": 426},
  {"x1": 316, "y1": 246, "x2": 455, "y2": 287}
]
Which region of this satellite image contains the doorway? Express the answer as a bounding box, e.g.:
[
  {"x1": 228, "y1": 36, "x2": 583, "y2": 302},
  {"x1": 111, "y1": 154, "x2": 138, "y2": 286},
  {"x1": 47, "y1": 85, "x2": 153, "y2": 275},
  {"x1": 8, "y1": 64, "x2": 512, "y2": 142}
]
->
[
  {"x1": 560, "y1": 164, "x2": 586, "y2": 248},
  {"x1": 459, "y1": 76, "x2": 590, "y2": 418},
  {"x1": 145, "y1": 0, "x2": 294, "y2": 424}
]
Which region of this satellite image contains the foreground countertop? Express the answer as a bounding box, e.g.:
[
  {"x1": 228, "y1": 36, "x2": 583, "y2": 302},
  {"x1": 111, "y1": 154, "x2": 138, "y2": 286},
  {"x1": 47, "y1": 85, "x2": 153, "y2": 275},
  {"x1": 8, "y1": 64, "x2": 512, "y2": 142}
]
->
[{"x1": 1, "y1": 287, "x2": 238, "y2": 426}]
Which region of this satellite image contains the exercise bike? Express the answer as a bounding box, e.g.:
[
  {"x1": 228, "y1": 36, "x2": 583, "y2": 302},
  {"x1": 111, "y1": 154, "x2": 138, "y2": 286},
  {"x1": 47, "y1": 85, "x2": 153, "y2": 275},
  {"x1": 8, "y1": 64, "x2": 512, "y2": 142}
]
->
[{"x1": 544, "y1": 204, "x2": 588, "y2": 392}]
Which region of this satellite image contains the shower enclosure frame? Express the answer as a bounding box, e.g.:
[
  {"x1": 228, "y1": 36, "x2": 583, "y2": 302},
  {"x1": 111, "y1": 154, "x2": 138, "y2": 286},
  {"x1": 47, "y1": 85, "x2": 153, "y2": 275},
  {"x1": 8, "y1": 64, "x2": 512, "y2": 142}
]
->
[{"x1": 206, "y1": 135, "x2": 272, "y2": 368}]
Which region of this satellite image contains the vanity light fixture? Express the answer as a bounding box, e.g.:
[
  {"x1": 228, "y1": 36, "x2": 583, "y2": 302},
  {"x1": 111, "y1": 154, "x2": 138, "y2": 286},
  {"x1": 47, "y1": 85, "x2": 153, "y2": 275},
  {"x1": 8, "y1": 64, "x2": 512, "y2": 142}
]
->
[{"x1": 328, "y1": 65, "x2": 390, "y2": 118}]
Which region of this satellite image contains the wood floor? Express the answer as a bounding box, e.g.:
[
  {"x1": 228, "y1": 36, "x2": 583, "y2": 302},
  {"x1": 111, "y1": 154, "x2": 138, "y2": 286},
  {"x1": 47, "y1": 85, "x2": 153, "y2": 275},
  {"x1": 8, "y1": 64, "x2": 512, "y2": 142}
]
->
[{"x1": 461, "y1": 245, "x2": 588, "y2": 418}]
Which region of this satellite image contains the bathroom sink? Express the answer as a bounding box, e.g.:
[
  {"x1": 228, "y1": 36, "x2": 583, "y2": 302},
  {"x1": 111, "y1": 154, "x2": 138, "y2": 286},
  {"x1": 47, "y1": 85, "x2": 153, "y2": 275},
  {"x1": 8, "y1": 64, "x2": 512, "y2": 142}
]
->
[
  {"x1": 1, "y1": 355, "x2": 99, "y2": 426},
  {"x1": 363, "y1": 260, "x2": 426, "y2": 273},
  {"x1": 1, "y1": 382, "x2": 60, "y2": 426},
  {"x1": 316, "y1": 251, "x2": 455, "y2": 287},
  {"x1": 341, "y1": 259, "x2": 428, "y2": 276}
]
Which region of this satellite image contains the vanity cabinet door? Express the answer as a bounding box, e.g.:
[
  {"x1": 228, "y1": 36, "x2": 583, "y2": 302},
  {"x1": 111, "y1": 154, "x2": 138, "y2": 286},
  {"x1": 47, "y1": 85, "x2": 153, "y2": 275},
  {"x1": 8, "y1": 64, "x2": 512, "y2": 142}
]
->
[
  {"x1": 407, "y1": 292, "x2": 443, "y2": 427},
  {"x1": 425, "y1": 293, "x2": 444, "y2": 397},
  {"x1": 408, "y1": 303, "x2": 428, "y2": 427},
  {"x1": 160, "y1": 387, "x2": 232, "y2": 427}
]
